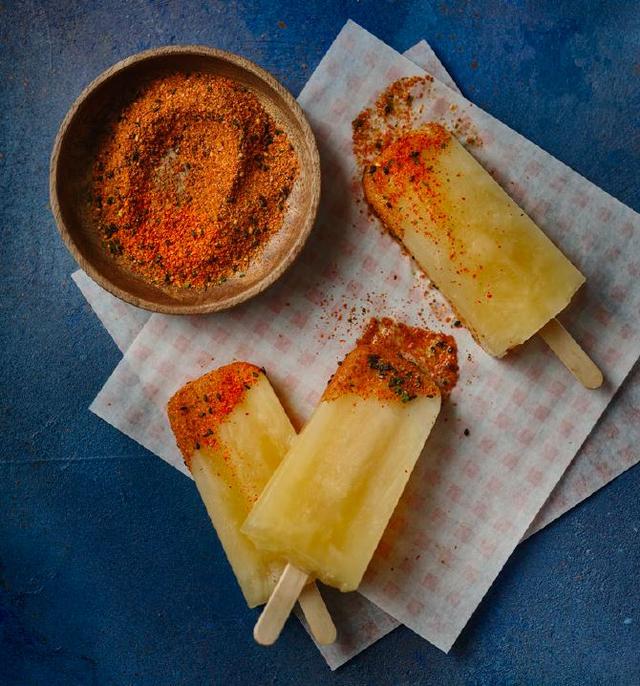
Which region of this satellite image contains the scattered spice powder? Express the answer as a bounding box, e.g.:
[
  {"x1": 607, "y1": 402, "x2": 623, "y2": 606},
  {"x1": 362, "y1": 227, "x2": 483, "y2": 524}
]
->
[
  {"x1": 167, "y1": 361, "x2": 263, "y2": 467},
  {"x1": 352, "y1": 75, "x2": 481, "y2": 175},
  {"x1": 352, "y1": 76, "x2": 429, "y2": 171},
  {"x1": 91, "y1": 72, "x2": 299, "y2": 289},
  {"x1": 323, "y1": 318, "x2": 458, "y2": 403}
]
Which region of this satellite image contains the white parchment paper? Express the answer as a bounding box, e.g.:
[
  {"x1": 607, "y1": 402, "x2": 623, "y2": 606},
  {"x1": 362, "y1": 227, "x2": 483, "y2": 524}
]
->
[{"x1": 75, "y1": 22, "x2": 640, "y2": 665}]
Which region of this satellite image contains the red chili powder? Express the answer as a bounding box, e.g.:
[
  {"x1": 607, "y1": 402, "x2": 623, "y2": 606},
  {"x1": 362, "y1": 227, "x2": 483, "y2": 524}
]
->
[{"x1": 167, "y1": 362, "x2": 263, "y2": 467}]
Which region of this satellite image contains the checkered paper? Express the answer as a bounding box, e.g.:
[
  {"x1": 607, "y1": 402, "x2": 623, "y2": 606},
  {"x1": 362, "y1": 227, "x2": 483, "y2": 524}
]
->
[
  {"x1": 73, "y1": 270, "x2": 151, "y2": 353},
  {"x1": 82, "y1": 21, "x2": 640, "y2": 662},
  {"x1": 403, "y1": 40, "x2": 462, "y2": 94}
]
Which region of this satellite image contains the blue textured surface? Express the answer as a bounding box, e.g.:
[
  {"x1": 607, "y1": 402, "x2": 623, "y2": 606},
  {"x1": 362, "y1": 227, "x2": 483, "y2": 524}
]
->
[{"x1": 1, "y1": 2, "x2": 639, "y2": 684}]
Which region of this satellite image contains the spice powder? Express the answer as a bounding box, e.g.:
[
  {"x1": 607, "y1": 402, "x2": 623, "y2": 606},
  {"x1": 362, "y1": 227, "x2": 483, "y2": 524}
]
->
[
  {"x1": 91, "y1": 72, "x2": 299, "y2": 289},
  {"x1": 167, "y1": 362, "x2": 263, "y2": 468},
  {"x1": 323, "y1": 317, "x2": 458, "y2": 404}
]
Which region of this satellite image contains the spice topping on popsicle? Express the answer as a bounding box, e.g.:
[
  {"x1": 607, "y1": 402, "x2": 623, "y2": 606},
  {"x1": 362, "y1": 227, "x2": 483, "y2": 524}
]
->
[
  {"x1": 324, "y1": 318, "x2": 457, "y2": 403},
  {"x1": 168, "y1": 362, "x2": 264, "y2": 466},
  {"x1": 365, "y1": 125, "x2": 451, "y2": 240},
  {"x1": 323, "y1": 345, "x2": 438, "y2": 404},
  {"x1": 360, "y1": 317, "x2": 458, "y2": 395},
  {"x1": 352, "y1": 75, "x2": 481, "y2": 172}
]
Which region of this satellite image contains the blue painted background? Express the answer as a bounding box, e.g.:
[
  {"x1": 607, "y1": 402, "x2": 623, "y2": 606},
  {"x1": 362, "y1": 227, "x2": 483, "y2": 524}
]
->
[{"x1": 1, "y1": 2, "x2": 639, "y2": 684}]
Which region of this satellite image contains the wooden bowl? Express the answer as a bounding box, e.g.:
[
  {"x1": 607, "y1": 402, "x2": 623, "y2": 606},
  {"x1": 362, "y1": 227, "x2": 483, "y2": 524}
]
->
[{"x1": 50, "y1": 46, "x2": 320, "y2": 314}]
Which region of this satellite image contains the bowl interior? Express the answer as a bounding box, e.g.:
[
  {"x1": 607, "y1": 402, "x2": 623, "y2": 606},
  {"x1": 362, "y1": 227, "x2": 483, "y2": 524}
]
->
[{"x1": 52, "y1": 48, "x2": 319, "y2": 313}]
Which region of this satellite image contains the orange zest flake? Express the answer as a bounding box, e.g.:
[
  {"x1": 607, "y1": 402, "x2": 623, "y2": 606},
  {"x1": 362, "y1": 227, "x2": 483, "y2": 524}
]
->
[
  {"x1": 167, "y1": 362, "x2": 263, "y2": 467},
  {"x1": 91, "y1": 72, "x2": 299, "y2": 289},
  {"x1": 323, "y1": 318, "x2": 458, "y2": 404}
]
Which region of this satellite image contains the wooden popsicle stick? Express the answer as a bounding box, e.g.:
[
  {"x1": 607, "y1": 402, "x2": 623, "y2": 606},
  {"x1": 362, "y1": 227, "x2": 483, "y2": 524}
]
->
[
  {"x1": 297, "y1": 582, "x2": 337, "y2": 645},
  {"x1": 254, "y1": 563, "x2": 309, "y2": 645},
  {"x1": 539, "y1": 318, "x2": 603, "y2": 389}
]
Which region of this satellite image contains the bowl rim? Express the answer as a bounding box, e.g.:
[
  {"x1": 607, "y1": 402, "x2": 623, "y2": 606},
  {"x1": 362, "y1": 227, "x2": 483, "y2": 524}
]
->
[{"x1": 49, "y1": 44, "x2": 321, "y2": 315}]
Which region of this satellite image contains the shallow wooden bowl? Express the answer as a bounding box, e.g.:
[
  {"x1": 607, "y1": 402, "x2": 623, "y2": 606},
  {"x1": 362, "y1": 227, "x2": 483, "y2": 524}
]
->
[{"x1": 50, "y1": 46, "x2": 320, "y2": 314}]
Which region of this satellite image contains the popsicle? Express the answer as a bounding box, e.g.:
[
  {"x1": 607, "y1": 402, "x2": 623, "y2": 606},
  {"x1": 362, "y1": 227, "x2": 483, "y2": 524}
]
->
[
  {"x1": 362, "y1": 123, "x2": 602, "y2": 388},
  {"x1": 167, "y1": 362, "x2": 336, "y2": 644},
  {"x1": 243, "y1": 318, "x2": 457, "y2": 643}
]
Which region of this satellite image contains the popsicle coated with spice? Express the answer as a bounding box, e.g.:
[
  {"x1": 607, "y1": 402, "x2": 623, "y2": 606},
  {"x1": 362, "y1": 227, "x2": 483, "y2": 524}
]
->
[
  {"x1": 167, "y1": 363, "x2": 335, "y2": 644},
  {"x1": 362, "y1": 123, "x2": 602, "y2": 388},
  {"x1": 243, "y1": 318, "x2": 457, "y2": 643}
]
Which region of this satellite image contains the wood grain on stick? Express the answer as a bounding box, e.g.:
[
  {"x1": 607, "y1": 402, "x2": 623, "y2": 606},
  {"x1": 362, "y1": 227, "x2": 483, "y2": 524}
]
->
[
  {"x1": 254, "y1": 563, "x2": 309, "y2": 646},
  {"x1": 539, "y1": 318, "x2": 603, "y2": 389},
  {"x1": 298, "y1": 583, "x2": 337, "y2": 645}
]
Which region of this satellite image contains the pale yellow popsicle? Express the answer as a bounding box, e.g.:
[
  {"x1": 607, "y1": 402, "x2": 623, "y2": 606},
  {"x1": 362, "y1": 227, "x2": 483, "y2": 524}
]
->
[
  {"x1": 243, "y1": 319, "x2": 455, "y2": 592},
  {"x1": 362, "y1": 123, "x2": 585, "y2": 357},
  {"x1": 167, "y1": 363, "x2": 294, "y2": 608}
]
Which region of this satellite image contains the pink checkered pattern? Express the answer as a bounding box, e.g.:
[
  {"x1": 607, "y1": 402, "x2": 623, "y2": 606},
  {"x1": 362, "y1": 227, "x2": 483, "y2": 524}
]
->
[
  {"x1": 294, "y1": 587, "x2": 399, "y2": 669},
  {"x1": 81, "y1": 22, "x2": 640, "y2": 667}
]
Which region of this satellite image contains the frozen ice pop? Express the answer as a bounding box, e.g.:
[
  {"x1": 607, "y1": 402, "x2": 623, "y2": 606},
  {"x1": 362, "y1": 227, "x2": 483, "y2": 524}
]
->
[
  {"x1": 168, "y1": 363, "x2": 295, "y2": 607},
  {"x1": 362, "y1": 123, "x2": 602, "y2": 386},
  {"x1": 243, "y1": 319, "x2": 457, "y2": 595},
  {"x1": 167, "y1": 363, "x2": 336, "y2": 644}
]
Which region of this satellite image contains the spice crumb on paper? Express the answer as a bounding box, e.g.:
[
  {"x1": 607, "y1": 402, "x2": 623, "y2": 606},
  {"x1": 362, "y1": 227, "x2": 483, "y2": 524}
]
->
[{"x1": 352, "y1": 75, "x2": 482, "y2": 175}]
